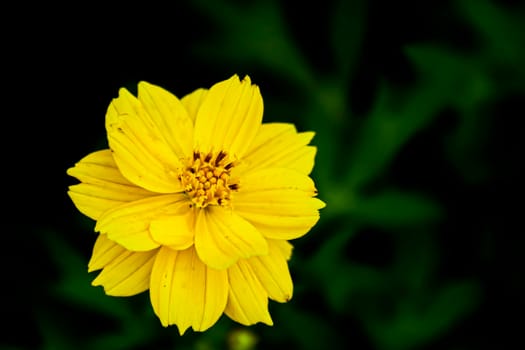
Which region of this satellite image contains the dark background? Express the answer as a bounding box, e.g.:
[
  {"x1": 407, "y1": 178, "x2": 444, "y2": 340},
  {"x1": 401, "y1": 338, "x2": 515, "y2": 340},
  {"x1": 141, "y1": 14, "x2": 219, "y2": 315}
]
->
[{"x1": 4, "y1": 0, "x2": 525, "y2": 349}]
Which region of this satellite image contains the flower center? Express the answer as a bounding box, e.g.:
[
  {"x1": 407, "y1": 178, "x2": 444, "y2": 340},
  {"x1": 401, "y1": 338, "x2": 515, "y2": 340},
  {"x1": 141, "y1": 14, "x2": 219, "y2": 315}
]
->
[{"x1": 179, "y1": 151, "x2": 239, "y2": 208}]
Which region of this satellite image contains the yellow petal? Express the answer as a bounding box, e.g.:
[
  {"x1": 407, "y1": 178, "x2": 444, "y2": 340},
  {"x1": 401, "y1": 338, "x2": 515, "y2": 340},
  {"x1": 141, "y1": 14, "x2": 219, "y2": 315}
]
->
[
  {"x1": 193, "y1": 75, "x2": 263, "y2": 158},
  {"x1": 239, "y1": 212, "x2": 321, "y2": 240},
  {"x1": 149, "y1": 246, "x2": 228, "y2": 334},
  {"x1": 90, "y1": 235, "x2": 157, "y2": 296},
  {"x1": 95, "y1": 194, "x2": 188, "y2": 251},
  {"x1": 88, "y1": 234, "x2": 127, "y2": 272},
  {"x1": 150, "y1": 209, "x2": 195, "y2": 250},
  {"x1": 247, "y1": 240, "x2": 293, "y2": 302},
  {"x1": 194, "y1": 206, "x2": 268, "y2": 269},
  {"x1": 68, "y1": 191, "x2": 123, "y2": 222},
  {"x1": 137, "y1": 82, "x2": 194, "y2": 159},
  {"x1": 67, "y1": 149, "x2": 129, "y2": 184},
  {"x1": 225, "y1": 260, "x2": 273, "y2": 326},
  {"x1": 106, "y1": 88, "x2": 184, "y2": 193},
  {"x1": 243, "y1": 123, "x2": 316, "y2": 175},
  {"x1": 234, "y1": 168, "x2": 325, "y2": 240},
  {"x1": 181, "y1": 88, "x2": 208, "y2": 123},
  {"x1": 239, "y1": 167, "x2": 318, "y2": 194},
  {"x1": 273, "y1": 239, "x2": 294, "y2": 261},
  {"x1": 68, "y1": 149, "x2": 156, "y2": 220},
  {"x1": 235, "y1": 191, "x2": 324, "y2": 216}
]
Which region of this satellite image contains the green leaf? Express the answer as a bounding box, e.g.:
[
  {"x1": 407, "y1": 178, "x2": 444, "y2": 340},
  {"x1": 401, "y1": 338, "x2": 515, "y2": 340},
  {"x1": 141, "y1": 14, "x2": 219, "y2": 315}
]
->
[
  {"x1": 343, "y1": 82, "x2": 443, "y2": 190},
  {"x1": 330, "y1": 0, "x2": 366, "y2": 79},
  {"x1": 458, "y1": 0, "x2": 525, "y2": 67},
  {"x1": 366, "y1": 281, "x2": 481, "y2": 350},
  {"x1": 85, "y1": 317, "x2": 157, "y2": 350},
  {"x1": 326, "y1": 263, "x2": 385, "y2": 313},
  {"x1": 350, "y1": 190, "x2": 442, "y2": 227},
  {"x1": 307, "y1": 228, "x2": 386, "y2": 312},
  {"x1": 36, "y1": 311, "x2": 75, "y2": 350},
  {"x1": 191, "y1": 0, "x2": 314, "y2": 90},
  {"x1": 405, "y1": 44, "x2": 499, "y2": 186},
  {"x1": 391, "y1": 229, "x2": 438, "y2": 293},
  {"x1": 273, "y1": 305, "x2": 340, "y2": 350},
  {"x1": 42, "y1": 232, "x2": 133, "y2": 320},
  {"x1": 309, "y1": 228, "x2": 356, "y2": 276},
  {"x1": 305, "y1": 78, "x2": 352, "y2": 219},
  {"x1": 405, "y1": 45, "x2": 493, "y2": 110}
]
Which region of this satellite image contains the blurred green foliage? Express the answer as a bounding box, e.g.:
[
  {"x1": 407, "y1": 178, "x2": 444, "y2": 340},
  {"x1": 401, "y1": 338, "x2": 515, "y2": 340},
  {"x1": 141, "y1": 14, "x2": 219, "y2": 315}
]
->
[{"x1": 6, "y1": 0, "x2": 525, "y2": 349}]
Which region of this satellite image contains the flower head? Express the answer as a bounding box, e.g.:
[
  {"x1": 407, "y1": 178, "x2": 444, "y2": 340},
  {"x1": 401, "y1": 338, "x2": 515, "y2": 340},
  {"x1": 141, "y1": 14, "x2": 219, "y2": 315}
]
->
[{"x1": 67, "y1": 75, "x2": 325, "y2": 334}]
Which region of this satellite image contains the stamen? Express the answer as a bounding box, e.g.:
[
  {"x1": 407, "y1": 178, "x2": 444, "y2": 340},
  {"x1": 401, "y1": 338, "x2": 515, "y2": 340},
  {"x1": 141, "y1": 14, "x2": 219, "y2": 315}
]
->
[
  {"x1": 215, "y1": 151, "x2": 227, "y2": 165},
  {"x1": 179, "y1": 150, "x2": 239, "y2": 208}
]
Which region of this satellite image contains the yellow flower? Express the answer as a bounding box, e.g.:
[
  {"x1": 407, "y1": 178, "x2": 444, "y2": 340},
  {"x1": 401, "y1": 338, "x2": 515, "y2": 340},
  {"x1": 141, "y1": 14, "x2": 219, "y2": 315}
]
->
[{"x1": 67, "y1": 75, "x2": 325, "y2": 334}]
